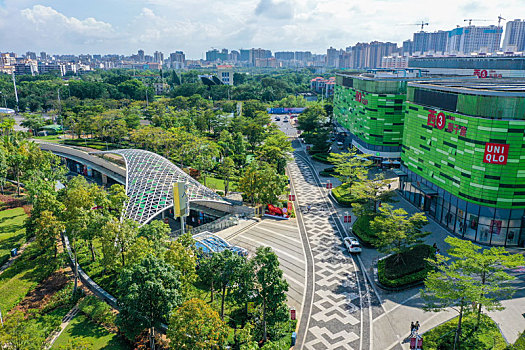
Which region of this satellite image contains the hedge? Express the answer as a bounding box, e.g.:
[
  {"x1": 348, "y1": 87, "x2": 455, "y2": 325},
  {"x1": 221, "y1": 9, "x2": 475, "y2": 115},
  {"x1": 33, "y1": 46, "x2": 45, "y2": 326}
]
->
[
  {"x1": 377, "y1": 244, "x2": 435, "y2": 288},
  {"x1": 352, "y1": 215, "x2": 378, "y2": 247},
  {"x1": 311, "y1": 153, "x2": 332, "y2": 164},
  {"x1": 319, "y1": 167, "x2": 335, "y2": 177},
  {"x1": 331, "y1": 183, "x2": 357, "y2": 207}
]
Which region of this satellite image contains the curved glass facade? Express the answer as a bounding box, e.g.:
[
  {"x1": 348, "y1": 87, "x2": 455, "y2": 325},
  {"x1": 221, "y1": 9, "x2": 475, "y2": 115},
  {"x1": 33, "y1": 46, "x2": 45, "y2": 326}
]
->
[{"x1": 399, "y1": 166, "x2": 525, "y2": 246}]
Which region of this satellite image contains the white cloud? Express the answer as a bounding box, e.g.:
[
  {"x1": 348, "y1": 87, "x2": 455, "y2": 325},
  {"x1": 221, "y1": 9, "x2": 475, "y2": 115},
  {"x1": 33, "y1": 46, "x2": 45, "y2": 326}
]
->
[{"x1": 0, "y1": 0, "x2": 524, "y2": 57}]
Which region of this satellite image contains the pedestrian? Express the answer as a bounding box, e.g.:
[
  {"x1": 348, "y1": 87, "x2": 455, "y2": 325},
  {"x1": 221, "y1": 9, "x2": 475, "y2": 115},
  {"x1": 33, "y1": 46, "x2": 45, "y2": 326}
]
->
[
  {"x1": 410, "y1": 321, "x2": 415, "y2": 334},
  {"x1": 307, "y1": 205, "x2": 311, "y2": 212},
  {"x1": 432, "y1": 243, "x2": 437, "y2": 250},
  {"x1": 388, "y1": 183, "x2": 391, "y2": 190},
  {"x1": 415, "y1": 321, "x2": 420, "y2": 332}
]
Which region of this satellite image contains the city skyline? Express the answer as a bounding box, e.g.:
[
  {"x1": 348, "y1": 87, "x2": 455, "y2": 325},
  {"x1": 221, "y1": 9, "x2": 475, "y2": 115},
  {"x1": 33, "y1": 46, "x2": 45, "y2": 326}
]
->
[{"x1": 1, "y1": 0, "x2": 525, "y2": 59}]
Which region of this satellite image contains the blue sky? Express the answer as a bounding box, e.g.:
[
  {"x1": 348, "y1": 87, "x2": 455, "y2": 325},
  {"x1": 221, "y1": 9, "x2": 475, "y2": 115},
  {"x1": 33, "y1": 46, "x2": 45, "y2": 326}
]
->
[{"x1": 1, "y1": 0, "x2": 524, "y2": 59}]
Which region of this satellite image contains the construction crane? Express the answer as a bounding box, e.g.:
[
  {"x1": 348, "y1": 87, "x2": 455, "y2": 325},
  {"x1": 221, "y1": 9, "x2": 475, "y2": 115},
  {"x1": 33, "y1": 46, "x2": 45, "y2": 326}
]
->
[
  {"x1": 464, "y1": 19, "x2": 490, "y2": 26},
  {"x1": 416, "y1": 21, "x2": 429, "y2": 31},
  {"x1": 498, "y1": 15, "x2": 506, "y2": 26}
]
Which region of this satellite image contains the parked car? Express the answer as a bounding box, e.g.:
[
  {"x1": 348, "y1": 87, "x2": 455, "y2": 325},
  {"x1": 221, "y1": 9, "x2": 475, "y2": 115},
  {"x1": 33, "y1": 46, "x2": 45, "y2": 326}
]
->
[
  {"x1": 343, "y1": 237, "x2": 362, "y2": 254},
  {"x1": 275, "y1": 117, "x2": 281, "y2": 121}
]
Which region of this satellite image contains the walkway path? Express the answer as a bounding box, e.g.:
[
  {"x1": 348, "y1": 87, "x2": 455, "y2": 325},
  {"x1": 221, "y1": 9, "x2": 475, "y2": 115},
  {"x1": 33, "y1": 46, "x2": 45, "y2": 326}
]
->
[
  {"x1": 45, "y1": 305, "x2": 80, "y2": 348},
  {"x1": 290, "y1": 150, "x2": 382, "y2": 350},
  {"x1": 0, "y1": 238, "x2": 33, "y2": 276}
]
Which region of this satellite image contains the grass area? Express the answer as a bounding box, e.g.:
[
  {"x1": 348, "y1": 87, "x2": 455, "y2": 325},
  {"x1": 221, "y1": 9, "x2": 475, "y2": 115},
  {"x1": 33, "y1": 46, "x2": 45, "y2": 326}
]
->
[
  {"x1": 0, "y1": 243, "x2": 59, "y2": 313},
  {"x1": 63, "y1": 138, "x2": 123, "y2": 151},
  {"x1": 200, "y1": 176, "x2": 238, "y2": 193},
  {"x1": 352, "y1": 214, "x2": 378, "y2": 247},
  {"x1": 51, "y1": 314, "x2": 128, "y2": 350},
  {"x1": 377, "y1": 244, "x2": 435, "y2": 288},
  {"x1": 33, "y1": 134, "x2": 64, "y2": 143},
  {"x1": 75, "y1": 239, "x2": 119, "y2": 296},
  {"x1": 423, "y1": 313, "x2": 507, "y2": 350},
  {"x1": 0, "y1": 207, "x2": 28, "y2": 266}
]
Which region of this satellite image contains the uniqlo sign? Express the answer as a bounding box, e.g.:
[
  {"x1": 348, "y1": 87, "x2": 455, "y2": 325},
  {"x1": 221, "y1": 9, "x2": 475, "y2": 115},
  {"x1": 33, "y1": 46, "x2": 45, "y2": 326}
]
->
[{"x1": 483, "y1": 143, "x2": 509, "y2": 165}]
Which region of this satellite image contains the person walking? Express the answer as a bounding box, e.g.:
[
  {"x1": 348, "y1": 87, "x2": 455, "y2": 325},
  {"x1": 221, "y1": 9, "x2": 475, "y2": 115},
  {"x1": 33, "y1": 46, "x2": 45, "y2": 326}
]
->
[
  {"x1": 410, "y1": 321, "x2": 415, "y2": 335},
  {"x1": 415, "y1": 321, "x2": 420, "y2": 333},
  {"x1": 307, "y1": 205, "x2": 311, "y2": 212}
]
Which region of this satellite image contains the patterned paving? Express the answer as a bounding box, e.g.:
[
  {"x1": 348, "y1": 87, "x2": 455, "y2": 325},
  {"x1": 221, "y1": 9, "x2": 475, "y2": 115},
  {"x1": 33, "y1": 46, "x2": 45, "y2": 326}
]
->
[{"x1": 290, "y1": 154, "x2": 371, "y2": 350}]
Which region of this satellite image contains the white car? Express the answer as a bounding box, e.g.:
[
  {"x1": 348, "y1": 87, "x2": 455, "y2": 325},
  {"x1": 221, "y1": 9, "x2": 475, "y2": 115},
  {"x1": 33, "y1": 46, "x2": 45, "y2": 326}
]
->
[
  {"x1": 337, "y1": 141, "x2": 344, "y2": 147},
  {"x1": 343, "y1": 237, "x2": 362, "y2": 254}
]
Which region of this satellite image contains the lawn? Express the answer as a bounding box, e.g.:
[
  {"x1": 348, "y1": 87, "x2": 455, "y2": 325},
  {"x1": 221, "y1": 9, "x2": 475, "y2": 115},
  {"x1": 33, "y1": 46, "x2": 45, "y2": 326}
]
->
[
  {"x1": 0, "y1": 243, "x2": 59, "y2": 313},
  {"x1": 33, "y1": 134, "x2": 64, "y2": 143},
  {"x1": 51, "y1": 314, "x2": 128, "y2": 350},
  {"x1": 423, "y1": 313, "x2": 507, "y2": 350},
  {"x1": 0, "y1": 207, "x2": 28, "y2": 266},
  {"x1": 200, "y1": 176, "x2": 238, "y2": 192}
]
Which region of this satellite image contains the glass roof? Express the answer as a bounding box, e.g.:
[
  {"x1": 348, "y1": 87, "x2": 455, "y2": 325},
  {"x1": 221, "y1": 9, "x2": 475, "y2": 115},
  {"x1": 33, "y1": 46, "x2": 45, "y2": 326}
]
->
[{"x1": 96, "y1": 149, "x2": 227, "y2": 226}]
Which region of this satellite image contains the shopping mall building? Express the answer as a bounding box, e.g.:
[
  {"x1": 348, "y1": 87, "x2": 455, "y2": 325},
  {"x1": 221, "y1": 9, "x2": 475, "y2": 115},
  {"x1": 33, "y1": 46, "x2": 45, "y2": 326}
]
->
[{"x1": 335, "y1": 73, "x2": 525, "y2": 247}]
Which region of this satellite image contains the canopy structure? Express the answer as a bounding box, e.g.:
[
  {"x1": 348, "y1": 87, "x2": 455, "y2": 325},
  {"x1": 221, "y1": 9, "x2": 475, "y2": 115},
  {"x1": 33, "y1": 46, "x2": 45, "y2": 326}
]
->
[{"x1": 94, "y1": 149, "x2": 228, "y2": 226}]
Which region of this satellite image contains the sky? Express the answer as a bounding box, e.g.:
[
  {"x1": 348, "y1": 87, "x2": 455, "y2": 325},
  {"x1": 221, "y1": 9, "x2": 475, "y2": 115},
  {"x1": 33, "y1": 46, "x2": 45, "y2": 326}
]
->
[{"x1": 0, "y1": 0, "x2": 524, "y2": 59}]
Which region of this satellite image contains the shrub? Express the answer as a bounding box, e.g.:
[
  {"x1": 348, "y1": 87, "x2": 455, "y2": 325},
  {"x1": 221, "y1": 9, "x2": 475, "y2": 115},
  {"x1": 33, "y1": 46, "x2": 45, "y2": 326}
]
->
[
  {"x1": 42, "y1": 282, "x2": 82, "y2": 313},
  {"x1": 424, "y1": 313, "x2": 506, "y2": 350},
  {"x1": 331, "y1": 183, "x2": 357, "y2": 207},
  {"x1": 216, "y1": 190, "x2": 224, "y2": 196},
  {"x1": 352, "y1": 215, "x2": 378, "y2": 247},
  {"x1": 311, "y1": 153, "x2": 332, "y2": 164},
  {"x1": 509, "y1": 333, "x2": 525, "y2": 349},
  {"x1": 78, "y1": 295, "x2": 116, "y2": 328},
  {"x1": 377, "y1": 244, "x2": 435, "y2": 288},
  {"x1": 319, "y1": 167, "x2": 335, "y2": 177}
]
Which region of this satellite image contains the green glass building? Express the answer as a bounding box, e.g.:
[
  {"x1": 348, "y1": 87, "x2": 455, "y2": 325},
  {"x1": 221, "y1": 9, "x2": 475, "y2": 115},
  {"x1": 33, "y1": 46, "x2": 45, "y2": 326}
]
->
[
  {"x1": 334, "y1": 72, "x2": 416, "y2": 160},
  {"x1": 400, "y1": 80, "x2": 525, "y2": 246}
]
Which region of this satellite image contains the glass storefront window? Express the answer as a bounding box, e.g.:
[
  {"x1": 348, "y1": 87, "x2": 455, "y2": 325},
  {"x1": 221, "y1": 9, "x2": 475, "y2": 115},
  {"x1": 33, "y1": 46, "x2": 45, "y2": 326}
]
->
[{"x1": 464, "y1": 203, "x2": 480, "y2": 241}]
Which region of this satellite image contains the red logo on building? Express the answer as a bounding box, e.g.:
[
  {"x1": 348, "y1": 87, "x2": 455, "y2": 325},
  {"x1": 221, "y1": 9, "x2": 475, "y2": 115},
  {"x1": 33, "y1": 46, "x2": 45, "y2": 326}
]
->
[
  {"x1": 427, "y1": 109, "x2": 468, "y2": 136},
  {"x1": 355, "y1": 91, "x2": 368, "y2": 105},
  {"x1": 474, "y1": 69, "x2": 503, "y2": 79},
  {"x1": 483, "y1": 143, "x2": 509, "y2": 165}
]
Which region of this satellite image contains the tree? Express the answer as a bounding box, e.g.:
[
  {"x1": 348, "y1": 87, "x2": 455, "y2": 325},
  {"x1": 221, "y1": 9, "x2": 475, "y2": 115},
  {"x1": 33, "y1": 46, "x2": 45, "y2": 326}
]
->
[
  {"x1": 328, "y1": 148, "x2": 372, "y2": 186},
  {"x1": 0, "y1": 311, "x2": 45, "y2": 350},
  {"x1": 220, "y1": 156, "x2": 235, "y2": 196},
  {"x1": 445, "y1": 236, "x2": 525, "y2": 330},
  {"x1": 164, "y1": 233, "x2": 198, "y2": 300},
  {"x1": 371, "y1": 204, "x2": 430, "y2": 263},
  {"x1": 117, "y1": 256, "x2": 181, "y2": 350},
  {"x1": 102, "y1": 218, "x2": 138, "y2": 268},
  {"x1": 351, "y1": 173, "x2": 395, "y2": 214},
  {"x1": 168, "y1": 298, "x2": 229, "y2": 349},
  {"x1": 297, "y1": 104, "x2": 327, "y2": 133},
  {"x1": 34, "y1": 210, "x2": 64, "y2": 259},
  {"x1": 20, "y1": 113, "x2": 45, "y2": 135},
  {"x1": 211, "y1": 249, "x2": 246, "y2": 320},
  {"x1": 138, "y1": 220, "x2": 170, "y2": 251},
  {"x1": 252, "y1": 247, "x2": 289, "y2": 343},
  {"x1": 421, "y1": 250, "x2": 479, "y2": 350},
  {"x1": 238, "y1": 161, "x2": 287, "y2": 205},
  {"x1": 257, "y1": 130, "x2": 293, "y2": 175}
]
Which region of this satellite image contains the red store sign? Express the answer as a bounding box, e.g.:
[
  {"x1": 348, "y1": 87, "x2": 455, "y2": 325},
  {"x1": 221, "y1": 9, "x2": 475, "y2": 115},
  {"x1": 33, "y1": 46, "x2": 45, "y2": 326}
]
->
[
  {"x1": 427, "y1": 109, "x2": 468, "y2": 137},
  {"x1": 474, "y1": 69, "x2": 503, "y2": 79},
  {"x1": 355, "y1": 91, "x2": 368, "y2": 105},
  {"x1": 483, "y1": 143, "x2": 509, "y2": 165}
]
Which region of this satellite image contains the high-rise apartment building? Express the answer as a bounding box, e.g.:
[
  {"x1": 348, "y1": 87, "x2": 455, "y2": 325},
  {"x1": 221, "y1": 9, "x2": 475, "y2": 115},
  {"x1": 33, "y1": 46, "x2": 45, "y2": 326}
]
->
[
  {"x1": 137, "y1": 50, "x2": 145, "y2": 62},
  {"x1": 413, "y1": 31, "x2": 448, "y2": 54},
  {"x1": 503, "y1": 19, "x2": 525, "y2": 52},
  {"x1": 446, "y1": 25, "x2": 503, "y2": 54},
  {"x1": 153, "y1": 51, "x2": 164, "y2": 64},
  {"x1": 326, "y1": 47, "x2": 340, "y2": 67},
  {"x1": 239, "y1": 49, "x2": 251, "y2": 62},
  {"x1": 275, "y1": 51, "x2": 295, "y2": 60},
  {"x1": 169, "y1": 51, "x2": 185, "y2": 69},
  {"x1": 402, "y1": 40, "x2": 413, "y2": 56},
  {"x1": 25, "y1": 51, "x2": 37, "y2": 60},
  {"x1": 40, "y1": 52, "x2": 47, "y2": 60},
  {"x1": 295, "y1": 51, "x2": 312, "y2": 62}
]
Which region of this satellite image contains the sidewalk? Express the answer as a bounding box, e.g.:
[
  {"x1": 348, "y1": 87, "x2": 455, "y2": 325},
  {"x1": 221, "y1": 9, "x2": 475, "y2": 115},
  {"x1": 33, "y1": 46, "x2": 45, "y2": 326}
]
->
[{"x1": 305, "y1": 151, "x2": 525, "y2": 346}]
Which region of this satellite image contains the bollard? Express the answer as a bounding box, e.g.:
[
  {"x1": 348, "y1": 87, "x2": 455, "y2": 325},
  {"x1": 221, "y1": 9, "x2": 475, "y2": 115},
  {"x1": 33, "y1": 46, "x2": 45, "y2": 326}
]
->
[{"x1": 291, "y1": 332, "x2": 297, "y2": 346}]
